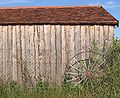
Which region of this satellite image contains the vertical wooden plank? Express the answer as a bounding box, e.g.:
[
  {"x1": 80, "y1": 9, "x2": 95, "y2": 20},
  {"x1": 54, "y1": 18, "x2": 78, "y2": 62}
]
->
[
  {"x1": 15, "y1": 25, "x2": 21, "y2": 82},
  {"x1": 44, "y1": 25, "x2": 51, "y2": 83},
  {"x1": 74, "y1": 25, "x2": 81, "y2": 65},
  {"x1": 29, "y1": 25, "x2": 36, "y2": 84},
  {"x1": 6, "y1": 26, "x2": 10, "y2": 82},
  {"x1": 10, "y1": 26, "x2": 14, "y2": 81},
  {"x1": 68, "y1": 26, "x2": 76, "y2": 75},
  {"x1": 108, "y1": 26, "x2": 114, "y2": 46},
  {"x1": 50, "y1": 25, "x2": 56, "y2": 84},
  {"x1": 2, "y1": 26, "x2": 6, "y2": 81},
  {"x1": 85, "y1": 26, "x2": 90, "y2": 58},
  {"x1": 89, "y1": 26, "x2": 95, "y2": 49},
  {"x1": 12, "y1": 26, "x2": 17, "y2": 81},
  {"x1": 39, "y1": 25, "x2": 46, "y2": 81},
  {"x1": 99, "y1": 26, "x2": 104, "y2": 51},
  {"x1": 103, "y1": 25, "x2": 109, "y2": 49},
  {"x1": 64, "y1": 26, "x2": 71, "y2": 63},
  {"x1": 23, "y1": 25, "x2": 30, "y2": 85},
  {"x1": 64, "y1": 26, "x2": 68, "y2": 68},
  {"x1": 3, "y1": 26, "x2": 9, "y2": 82},
  {"x1": 21, "y1": 25, "x2": 26, "y2": 82},
  {"x1": 25, "y1": 25, "x2": 30, "y2": 68},
  {"x1": 31, "y1": 25, "x2": 36, "y2": 83},
  {"x1": 16, "y1": 25, "x2": 23, "y2": 83},
  {"x1": 7, "y1": 25, "x2": 13, "y2": 81},
  {"x1": 69, "y1": 26, "x2": 75, "y2": 61},
  {"x1": 55, "y1": 25, "x2": 62, "y2": 85},
  {"x1": 0, "y1": 26, "x2": 3, "y2": 80},
  {"x1": 94, "y1": 25, "x2": 100, "y2": 49},
  {"x1": 74, "y1": 26, "x2": 81, "y2": 55},
  {"x1": 6, "y1": 25, "x2": 14, "y2": 81},
  {"x1": 37, "y1": 25, "x2": 41, "y2": 80},
  {"x1": 61, "y1": 26, "x2": 67, "y2": 82},
  {"x1": 81, "y1": 26, "x2": 86, "y2": 60},
  {"x1": 6, "y1": 26, "x2": 9, "y2": 81},
  {"x1": 34, "y1": 25, "x2": 39, "y2": 82}
]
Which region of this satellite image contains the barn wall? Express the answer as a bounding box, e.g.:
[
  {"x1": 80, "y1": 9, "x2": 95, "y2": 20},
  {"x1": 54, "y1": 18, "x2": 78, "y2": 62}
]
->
[{"x1": 0, "y1": 25, "x2": 114, "y2": 85}]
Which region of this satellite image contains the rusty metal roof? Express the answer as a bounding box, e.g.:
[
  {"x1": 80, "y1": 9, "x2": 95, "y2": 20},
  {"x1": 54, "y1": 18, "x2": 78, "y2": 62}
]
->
[{"x1": 0, "y1": 6, "x2": 118, "y2": 26}]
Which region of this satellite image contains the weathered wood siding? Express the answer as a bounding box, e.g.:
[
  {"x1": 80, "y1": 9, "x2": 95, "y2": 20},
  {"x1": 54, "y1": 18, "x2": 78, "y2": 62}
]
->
[{"x1": 0, "y1": 25, "x2": 114, "y2": 85}]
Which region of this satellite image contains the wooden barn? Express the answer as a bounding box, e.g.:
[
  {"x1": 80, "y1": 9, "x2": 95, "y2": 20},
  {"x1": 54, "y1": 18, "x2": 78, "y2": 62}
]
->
[{"x1": 0, "y1": 6, "x2": 118, "y2": 85}]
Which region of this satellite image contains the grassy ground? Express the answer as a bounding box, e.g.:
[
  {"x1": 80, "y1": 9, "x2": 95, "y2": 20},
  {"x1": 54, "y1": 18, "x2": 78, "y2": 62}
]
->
[{"x1": 0, "y1": 40, "x2": 120, "y2": 98}]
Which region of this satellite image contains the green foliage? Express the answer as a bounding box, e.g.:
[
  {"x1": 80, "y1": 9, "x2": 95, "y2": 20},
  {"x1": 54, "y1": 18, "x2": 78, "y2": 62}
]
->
[
  {"x1": 0, "y1": 39, "x2": 120, "y2": 98},
  {"x1": 78, "y1": 39, "x2": 120, "y2": 98}
]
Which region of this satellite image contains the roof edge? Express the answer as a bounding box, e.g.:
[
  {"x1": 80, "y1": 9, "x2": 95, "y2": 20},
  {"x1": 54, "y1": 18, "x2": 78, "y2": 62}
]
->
[
  {"x1": 101, "y1": 6, "x2": 119, "y2": 27},
  {"x1": 0, "y1": 21, "x2": 117, "y2": 26},
  {"x1": 0, "y1": 5, "x2": 102, "y2": 9}
]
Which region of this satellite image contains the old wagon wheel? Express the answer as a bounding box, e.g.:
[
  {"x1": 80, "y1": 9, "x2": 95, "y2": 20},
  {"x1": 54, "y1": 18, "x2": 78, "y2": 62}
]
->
[{"x1": 64, "y1": 51, "x2": 107, "y2": 87}]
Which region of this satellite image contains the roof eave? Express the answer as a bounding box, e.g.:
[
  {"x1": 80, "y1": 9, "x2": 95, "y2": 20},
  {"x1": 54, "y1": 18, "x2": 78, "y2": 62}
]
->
[{"x1": 0, "y1": 21, "x2": 118, "y2": 26}]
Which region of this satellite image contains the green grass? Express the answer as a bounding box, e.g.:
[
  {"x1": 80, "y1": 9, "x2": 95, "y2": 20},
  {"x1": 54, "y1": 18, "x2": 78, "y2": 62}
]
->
[
  {"x1": 0, "y1": 40, "x2": 120, "y2": 98},
  {"x1": 0, "y1": 81, "x2": 80, "y2": 98}
]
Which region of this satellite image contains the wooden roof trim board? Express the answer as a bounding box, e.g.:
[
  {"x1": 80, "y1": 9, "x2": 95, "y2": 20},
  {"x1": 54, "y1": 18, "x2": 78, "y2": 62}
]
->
[{"x1": 0, "y1": 5, "x2": 118, "y2": 26}]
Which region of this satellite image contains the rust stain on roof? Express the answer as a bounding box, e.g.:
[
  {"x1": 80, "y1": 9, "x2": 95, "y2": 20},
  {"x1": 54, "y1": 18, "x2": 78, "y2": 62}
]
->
[{"x1": 0, "y1": 5, "x2": 118, "y2": 26}]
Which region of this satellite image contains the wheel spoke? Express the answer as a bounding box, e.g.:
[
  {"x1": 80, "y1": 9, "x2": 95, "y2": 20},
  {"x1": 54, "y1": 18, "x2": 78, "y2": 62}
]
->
[
  {"x1": 66, "y1": 77, "x2": 80, "y2": 82},
  {"x1": 92, "y1": 55, "x2": 100, "y2": 68},
  {"x1": 69, "y1": 61, "x2": 86, "y2": 74},
  {"x1": 66, "y1": 72, "x2": 79, "y2": 75},
  {"x1": 81, "y1": 77, "x2": 88, "y2": 87},
  {"x1": 93, "y1": 60, "x2": 105, "y2": 72},
  {"x1": 93, "y1": 68, "x2": 103, "y2": 77},
  {"x1": 69, "y1": 63, "x2": 80, "y2": 72},
  {"x1": 76, "y1": 59, "x2": 88, "y2": 72},
  {"x1": 73, "y1": 57, "x2": 80, "y2": 65},
  {"x1": 74, "y1": 76, "x2": 86, "y2": 87},
  {"x1": 73, "y1": 58, "x2": 86, "y2": 72},
  {"x1": 91, "y1": 57, "x2": 105, "y2": 72},
  {"x1": 87, "y1": 58, "x2": 93, "y2": 70},
  {"x1": 90, "y1": 79, "x2": 94, "y2": 90}
]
